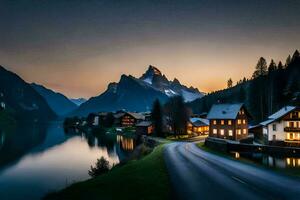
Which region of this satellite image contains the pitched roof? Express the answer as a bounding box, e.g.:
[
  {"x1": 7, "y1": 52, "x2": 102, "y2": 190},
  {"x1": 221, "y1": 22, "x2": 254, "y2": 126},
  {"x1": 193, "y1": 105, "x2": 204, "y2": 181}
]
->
[
  {"x1": 127, "y1": 112, "x2": 145, "y2": 120},
  {"x1": 136, "y1": 121, "x2": 152, "y2": 127},
  {"x1": 260, "y1": 106, "x2": 297, "y2": 126},
  {"x1": 207, "y1": 103, "x2": 244, "y2": 119},
  {"x1": 190, "y1": 117, "x2": 209, "y2": 126},
  {"x1": 113, "y1": 112, "x2": 125, "y2": 119}
]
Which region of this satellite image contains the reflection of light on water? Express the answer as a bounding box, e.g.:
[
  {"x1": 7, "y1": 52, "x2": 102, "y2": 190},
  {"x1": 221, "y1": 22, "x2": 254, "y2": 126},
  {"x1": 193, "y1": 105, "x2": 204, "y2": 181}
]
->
[
  {"x1": 234, "y1": 152, "x2": 240, "y2": 159},
  {"x1": 117, "y1": 135, "x2": 135, "y2": 151},
  {"x1": 286, "y1": 158, "x2": 300, "y2": 167}
]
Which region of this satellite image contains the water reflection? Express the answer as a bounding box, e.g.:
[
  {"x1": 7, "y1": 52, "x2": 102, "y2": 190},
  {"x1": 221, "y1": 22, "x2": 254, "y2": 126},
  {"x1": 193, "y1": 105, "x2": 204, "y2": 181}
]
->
[
  {"x1": 0, "y1": 122, "x2": 138, "y2": 200},
  {"x1": 117, "y1": 135, "x2": 135, "y2": 151},
  {"x1": 231, "y1": 151, "x2": 300, "y2": 169}
]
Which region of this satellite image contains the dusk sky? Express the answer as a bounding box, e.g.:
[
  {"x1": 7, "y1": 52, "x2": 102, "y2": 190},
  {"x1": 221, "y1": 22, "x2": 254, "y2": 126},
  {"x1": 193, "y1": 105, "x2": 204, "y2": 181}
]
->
[{"x1": 1, "y1": 0, "x2": 300, "y2": 98}]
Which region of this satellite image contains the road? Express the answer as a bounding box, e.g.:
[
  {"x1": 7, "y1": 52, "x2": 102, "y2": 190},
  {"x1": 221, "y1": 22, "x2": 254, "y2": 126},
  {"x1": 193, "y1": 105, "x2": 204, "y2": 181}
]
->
[{"x1": 164, "y1": 142, "x2": 300, "y2": 200}]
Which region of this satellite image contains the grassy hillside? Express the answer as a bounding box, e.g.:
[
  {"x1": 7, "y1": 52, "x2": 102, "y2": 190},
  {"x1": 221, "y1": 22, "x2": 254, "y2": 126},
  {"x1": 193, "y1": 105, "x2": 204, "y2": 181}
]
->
[{"x1": 45, "y1": 144, "x2": 171, "y2": 200}]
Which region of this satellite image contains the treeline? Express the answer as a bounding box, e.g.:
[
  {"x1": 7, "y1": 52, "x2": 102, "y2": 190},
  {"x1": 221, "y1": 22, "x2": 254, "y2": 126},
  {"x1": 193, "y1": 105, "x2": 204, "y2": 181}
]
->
[{"x1": 189, "y1": 50, "x2": 300, "y2": 123}]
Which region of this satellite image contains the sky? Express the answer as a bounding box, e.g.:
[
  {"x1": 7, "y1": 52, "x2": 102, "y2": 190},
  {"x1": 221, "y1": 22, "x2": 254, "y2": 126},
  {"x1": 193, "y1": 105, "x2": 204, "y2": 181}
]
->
[{"x1": 0, "y1": 0, "x2": 300, "y2": 98}]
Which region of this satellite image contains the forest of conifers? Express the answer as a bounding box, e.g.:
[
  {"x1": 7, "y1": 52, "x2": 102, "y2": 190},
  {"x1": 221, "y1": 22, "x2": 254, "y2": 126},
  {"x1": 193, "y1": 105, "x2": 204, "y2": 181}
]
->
[{"x1": 189, "y1": 50, "x2": 300, "y2": 124}]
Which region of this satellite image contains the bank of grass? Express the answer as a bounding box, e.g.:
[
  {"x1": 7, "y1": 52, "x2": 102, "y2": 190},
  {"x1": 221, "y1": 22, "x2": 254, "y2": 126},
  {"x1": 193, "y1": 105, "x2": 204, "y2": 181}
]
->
[
  {"x1": 197, "y1": 142, "x2": 300, "y2": 177},
  {"x1": 45, "y1": 144, "x2": 171, "y2": 200}
]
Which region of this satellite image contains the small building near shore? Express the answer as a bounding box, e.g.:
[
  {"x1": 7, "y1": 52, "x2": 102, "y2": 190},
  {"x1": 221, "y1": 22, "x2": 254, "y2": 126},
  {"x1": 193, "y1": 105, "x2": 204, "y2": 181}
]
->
[
  {"x1": 114, "y1": 111, "x2": 145, "y2": 127},
  {"x1": 136, "y1": 121, "x2": 153, "y2": 135},
  {"x1": 260, "y1": 106, "x2": 300, "y2": 146},
  {"x1": 187, "y1": 118, "x2": 209, "y2": 135},
  {"x1": 207, "y1": 103, "x2": 250, "y2": 141}
]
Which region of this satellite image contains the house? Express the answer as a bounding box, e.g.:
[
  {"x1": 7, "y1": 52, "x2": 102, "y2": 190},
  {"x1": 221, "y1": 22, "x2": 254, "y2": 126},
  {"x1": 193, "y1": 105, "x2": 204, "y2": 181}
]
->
[
  {"x1": 207, "y1": 103, "x2": 250, "y2": 141},
  {"x1": 114, "y1": 111, "x2": 145, "y2": 127},
  {"x1": 260, "y1": 106, "x2": 300, "y2": 146},
  {"x1": 187, "y1": 118, "x2": 209, "y2": 135},
  {"x1": 136, "y1": 121, "x2": 153, "y2": 135}
]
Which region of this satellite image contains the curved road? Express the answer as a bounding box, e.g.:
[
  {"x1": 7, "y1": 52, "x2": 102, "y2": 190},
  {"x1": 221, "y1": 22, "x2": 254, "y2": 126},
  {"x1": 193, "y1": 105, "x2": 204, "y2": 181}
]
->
[{"x1": 164, "y1": 142, "x2": 300, "y2": 200}]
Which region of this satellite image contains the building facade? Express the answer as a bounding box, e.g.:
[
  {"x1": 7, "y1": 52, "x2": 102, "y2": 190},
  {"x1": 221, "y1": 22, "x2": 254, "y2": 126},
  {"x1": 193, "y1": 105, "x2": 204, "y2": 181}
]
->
[
  {"x1": 207, "y1": 104, "x2": 250, "y2": 141},
  {"x1": 261, "y1": 106, "x2": 300, "y2": 146},
  {"x1": 187, "y1": 118, "x2": 209, "y2": 135}
]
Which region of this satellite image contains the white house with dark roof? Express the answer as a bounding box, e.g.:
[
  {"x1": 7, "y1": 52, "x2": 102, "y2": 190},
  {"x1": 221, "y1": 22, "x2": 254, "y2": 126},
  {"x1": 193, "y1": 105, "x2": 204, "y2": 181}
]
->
[
  {"x1": 207, "y1": 103, "x2": 250, "y2": 141},
  {"x1": 260, "y1": 106, "x2": 300, "y2": 145}
]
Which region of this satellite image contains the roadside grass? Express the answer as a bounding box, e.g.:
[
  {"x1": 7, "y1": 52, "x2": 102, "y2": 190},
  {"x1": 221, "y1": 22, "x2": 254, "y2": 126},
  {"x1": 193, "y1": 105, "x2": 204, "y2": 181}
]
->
[
  {"x1": 44, "y1": 144, "x2": 171, "y2": 200},
  {"x1": 197, "y1": 142, "x2": 300, "y2": 177}
]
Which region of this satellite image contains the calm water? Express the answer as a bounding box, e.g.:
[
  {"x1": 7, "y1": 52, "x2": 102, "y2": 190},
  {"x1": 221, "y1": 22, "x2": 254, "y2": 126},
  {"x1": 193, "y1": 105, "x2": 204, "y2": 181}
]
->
[
  {"x1": 0, "y1": 121, "x2": 136, "y2": 200},
  {"x1": 231, "y1": 152, "x2": 300, "y2": 169}
]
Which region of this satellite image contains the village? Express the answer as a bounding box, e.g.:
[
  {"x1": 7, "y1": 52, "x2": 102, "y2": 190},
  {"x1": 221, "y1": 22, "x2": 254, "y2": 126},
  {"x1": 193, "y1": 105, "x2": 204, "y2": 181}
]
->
[{"x1": 67, "y1": 103, "x2": 300, "y2": 156}]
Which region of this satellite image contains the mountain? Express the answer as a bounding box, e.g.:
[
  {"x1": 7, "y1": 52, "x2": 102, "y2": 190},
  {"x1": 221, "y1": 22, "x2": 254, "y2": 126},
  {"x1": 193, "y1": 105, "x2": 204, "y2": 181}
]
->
[
  {"x1": 0, "y1": 66, "x2": 56, "y2": 121},
  {"x1": 72, "y1": 65, "x2": 204, "y2": 116},
  {"x1": 31, "y1": 83, "x2": 78, "y2": 116},
  {"x1": 70, "y1": 98, "x2": 87, "y2": 106},
  {"x1": 140, "y1": 65, "x2": 204, "y2": 101}
]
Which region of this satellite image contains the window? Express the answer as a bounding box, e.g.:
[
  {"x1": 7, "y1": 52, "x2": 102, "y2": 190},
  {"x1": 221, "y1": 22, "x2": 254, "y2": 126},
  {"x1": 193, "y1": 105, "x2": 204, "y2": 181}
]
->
[
  {"x1": 220, "y1": 129, "x2": 224, "y2": 135},
  {"x1": 243, "y1": 129, "x2": 247, "y2": 134},
  {"x1": 221, "y1": 120, "x2": 224, "y2": 125},
  {"x1": 228, "y1": 120, "x2": 232, "y2": 125},
  {"x1": 236, "y1": 129, "x2": 241, "y2": 135},
  {"x1": 243, "y1": 119, "x2": 246, "y2": 124},
  {"x1": 228, "y1": 130, "x2": 233, "y2": 136},
  {"x1": 272, "y1": 124, "x2": 277, "y2": 131},
  {"x1": 213, "y1": 129, "x2": 217, "y2": 134},
  {"x1": 213, "y1": 120, "x2": 217, "y2": 125},
  {"x1": 237, "y1": 119, "x2": 241, "y2": 125},
  {"x1": 241, "y1": 109, "x2": 244, "y2": 115}
]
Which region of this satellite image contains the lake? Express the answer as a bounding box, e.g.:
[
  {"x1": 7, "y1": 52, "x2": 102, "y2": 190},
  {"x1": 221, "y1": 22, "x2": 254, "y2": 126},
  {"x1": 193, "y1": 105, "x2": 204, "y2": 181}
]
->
[{"x1": 0, "y1": 121, "x2": 137, "y2": 200}]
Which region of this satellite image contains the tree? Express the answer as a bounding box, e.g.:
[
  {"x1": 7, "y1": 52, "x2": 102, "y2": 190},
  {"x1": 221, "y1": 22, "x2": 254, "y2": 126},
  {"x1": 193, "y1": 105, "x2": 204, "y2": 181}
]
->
[
  {"x1": 151, "y1": 99, "x2": 163, "y2": 137},
  {"x1": 88, "y1": 156, "x2": 110, "y2": 178},
  {"x1": 277, "y1": 61, "x2": 283, "y2": 70},
  {"x1": 292, "y1": 50, "x2": 300, "y2": 62},
  {"x1": 285, "y1": 55, "x2": 291, "y2": 68},
  {"x1": 268, "y1": 59, "x2": 277, "y2": 73},
  {"x1": 227, "y1": 78, "x2": 233, "y2": 88},
  {"x1": 164, "y1": 96, "x2": 189, "y2": 137},
  {"x1": 252, "y1": 57, "x2": 268, "y2": 78}
]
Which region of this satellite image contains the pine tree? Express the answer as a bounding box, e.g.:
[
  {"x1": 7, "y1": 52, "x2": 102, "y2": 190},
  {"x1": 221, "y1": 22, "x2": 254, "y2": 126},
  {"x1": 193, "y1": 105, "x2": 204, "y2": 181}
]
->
[
  {"x1": 268, "y1": 59, "x2": 277, "y2": 73},
  {"x1": 277, "y1": 61, "x2": 283, "y2": 70},
  {"x1": 252, "y1": 57, "x2": 268, "y2": 78},
  {"x1": 151, "y1": 99, "x2": 163, "y2": 137},
  {"x1": 285, "y1": 55, "x2": 291, "y2": 68},
  {"x1": 227, "y1": 78, "x2": 233, "y2": 88}
]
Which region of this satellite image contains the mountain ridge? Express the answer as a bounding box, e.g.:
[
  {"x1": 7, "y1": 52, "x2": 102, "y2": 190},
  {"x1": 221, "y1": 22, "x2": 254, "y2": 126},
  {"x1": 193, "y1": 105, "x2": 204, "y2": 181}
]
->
[{"x1": 71, "y1": 65, "x2": 204, "y2": 116}]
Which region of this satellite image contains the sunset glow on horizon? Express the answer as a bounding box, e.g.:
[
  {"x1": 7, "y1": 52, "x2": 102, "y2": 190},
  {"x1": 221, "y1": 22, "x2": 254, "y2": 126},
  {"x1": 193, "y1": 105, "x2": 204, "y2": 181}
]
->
[{"x1": 1, "y1": 0, "x2": 300, "y2": 98}]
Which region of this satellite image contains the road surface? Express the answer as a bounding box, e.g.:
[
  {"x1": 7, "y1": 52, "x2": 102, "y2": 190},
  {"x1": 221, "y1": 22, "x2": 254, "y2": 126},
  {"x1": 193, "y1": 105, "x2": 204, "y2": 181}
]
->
[{"x1": 164, "y1": 142, "x2": 300, "y2": 200}]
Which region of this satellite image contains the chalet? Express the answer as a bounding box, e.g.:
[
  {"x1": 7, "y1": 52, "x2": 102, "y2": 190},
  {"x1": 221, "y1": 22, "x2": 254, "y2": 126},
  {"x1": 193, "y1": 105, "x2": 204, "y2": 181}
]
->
[
  {"x1": 260, "y1": 106, "x2": 300, "y2": 146},
  {"x1": 187, "y1": 118, "x2": 209, "y2": 135},
  {"x1": 135, "y1": 121, "x2": 153, "y2": 135},
  {"x1": 114, "y1": 112, "x2": 145, "y2": 127},
  {"x1": 207, "y1": 103, "x2": 250, "y2": 141}
]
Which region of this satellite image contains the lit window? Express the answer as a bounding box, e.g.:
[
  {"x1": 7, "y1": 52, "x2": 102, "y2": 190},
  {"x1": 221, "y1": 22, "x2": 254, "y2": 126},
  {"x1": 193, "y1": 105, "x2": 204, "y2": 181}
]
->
[
  {"x1": 228, "y1": 120, "x2": 232, "y2": 125},
  {"x1": 237, "y1": 119, "x2": 241, "y2": 125},
  {"x1": 213, "y1": 120, "x2": 217, "y2": 125},
  {"x1": 220, "y1": 129, "x2": 224, "y2": 135},
  {"x1": 243, "y1": 129, "x2": 247, "y2": 134},
  {"x1": 213, "y1": 129, "x2": 217, "y2": 134},
  {"x1": 243, "y1": 119, "x2": 246, "y2": 124},
  {"x1": 228, "y1": 130, "x2": 233, "y2": 136},
  {"x1": 221, "y1": 120, "x2": 224, "y2": 125},
  {"x1": 237, "y1": 129, "x2": 241, "y2": 135}
]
